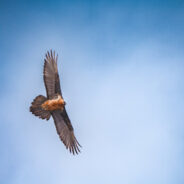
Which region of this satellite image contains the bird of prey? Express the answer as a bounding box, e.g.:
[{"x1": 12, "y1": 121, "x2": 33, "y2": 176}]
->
[{"x1": 30, "y1": 50, "x2": 81, "y2": 154}]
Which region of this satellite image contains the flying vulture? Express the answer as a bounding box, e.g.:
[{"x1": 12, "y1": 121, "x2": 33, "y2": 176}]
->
[{"x1": 30, "y1": 50, "x2": 81, "y2": 154}]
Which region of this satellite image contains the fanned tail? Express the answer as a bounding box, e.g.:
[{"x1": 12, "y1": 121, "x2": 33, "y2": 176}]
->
[{"x1": 30, "y1": 95, "x2": 51, "y2": 120}]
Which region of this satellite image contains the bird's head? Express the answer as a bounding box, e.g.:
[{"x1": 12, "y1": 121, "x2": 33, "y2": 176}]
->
[
  {"x1": 53, "y1": 94, "x2": 60, "y2": 99},
  {"x1": 54, "y1": 94, "x2": 66, "y2": 106}
]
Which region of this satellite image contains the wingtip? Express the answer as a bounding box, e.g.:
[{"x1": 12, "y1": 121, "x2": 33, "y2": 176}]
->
[{"x1": 45, "y1": 49, "x2": 58, "y2": 61}]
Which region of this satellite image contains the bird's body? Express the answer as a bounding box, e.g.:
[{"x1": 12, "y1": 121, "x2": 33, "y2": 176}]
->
[
  {"x1": 30, "y1": 50, "x2": 81, "y2": 154},
  {"x1": 41, "y1": 94, "x2": 65, "y2": 111}
]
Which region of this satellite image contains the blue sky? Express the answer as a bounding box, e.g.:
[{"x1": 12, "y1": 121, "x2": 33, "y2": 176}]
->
[{"x1": 1, "y1": 0, "x2": 184, "y2": 183}]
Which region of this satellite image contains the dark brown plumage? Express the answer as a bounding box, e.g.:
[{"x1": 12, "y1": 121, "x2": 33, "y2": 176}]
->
[{"x1": 30, "y1": 50, "x2": 81, "y2": 154}]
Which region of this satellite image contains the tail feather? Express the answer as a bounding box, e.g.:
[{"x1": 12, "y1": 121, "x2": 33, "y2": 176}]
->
[{"x1": 30, "y1": 95, "x2": 51, "y2": 120}]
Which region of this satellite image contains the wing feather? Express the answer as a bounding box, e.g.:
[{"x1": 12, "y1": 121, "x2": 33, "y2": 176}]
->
[
  {"x1": 43, "y1": 50, "x2": 62, "y2": 98},
  {"x1": 52, "y1": 109, "x2": 81, "y2": 154}
]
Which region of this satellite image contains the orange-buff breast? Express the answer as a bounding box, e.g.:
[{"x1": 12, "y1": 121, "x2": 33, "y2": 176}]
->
[{"x1": 41, "y1": 98, "x2": 65, "y2": 111}]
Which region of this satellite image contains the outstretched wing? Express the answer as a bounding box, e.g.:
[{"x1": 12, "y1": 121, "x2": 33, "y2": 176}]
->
[
  {"x1": 43, "y1": 50, "x2": 62, "y2": 98},
  {"x1": 52, "y1": 109, "x2": 81, "y2": 154}
]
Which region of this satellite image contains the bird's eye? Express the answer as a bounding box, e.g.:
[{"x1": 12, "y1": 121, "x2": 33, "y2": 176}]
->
[{"x1": 54, "y1": 95, "x2": 58, "y2": 99}]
